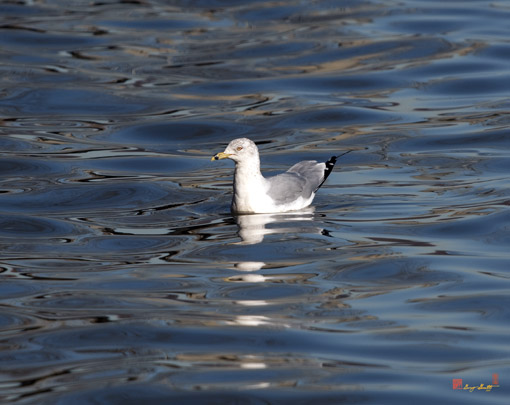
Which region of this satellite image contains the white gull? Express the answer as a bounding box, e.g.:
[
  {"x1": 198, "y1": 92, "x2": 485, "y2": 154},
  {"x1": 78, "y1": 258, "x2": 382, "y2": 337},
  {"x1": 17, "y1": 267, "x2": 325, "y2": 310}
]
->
[{"x1": 212, "y1": 138, "x2": 349, "y2": 214}]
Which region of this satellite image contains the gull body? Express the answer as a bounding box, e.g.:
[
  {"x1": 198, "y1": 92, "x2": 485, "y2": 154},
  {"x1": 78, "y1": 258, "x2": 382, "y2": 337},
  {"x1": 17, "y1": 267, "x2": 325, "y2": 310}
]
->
[{"x1": 212, "y1": 138, "x2": 340, "y2": 214}]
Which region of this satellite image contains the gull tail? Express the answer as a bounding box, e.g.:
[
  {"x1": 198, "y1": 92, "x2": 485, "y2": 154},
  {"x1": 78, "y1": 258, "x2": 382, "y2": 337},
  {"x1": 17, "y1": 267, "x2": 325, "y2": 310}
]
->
[{"x1": 315, "y1": 150, "x2": 352, "y2": 192}]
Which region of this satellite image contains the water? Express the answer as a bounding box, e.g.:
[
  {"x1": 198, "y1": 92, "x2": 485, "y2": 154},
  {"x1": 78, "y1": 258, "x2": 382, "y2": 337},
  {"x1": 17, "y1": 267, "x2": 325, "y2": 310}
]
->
[{"x1": 1, "y1": 0, "x2": 509, "y2": 403}]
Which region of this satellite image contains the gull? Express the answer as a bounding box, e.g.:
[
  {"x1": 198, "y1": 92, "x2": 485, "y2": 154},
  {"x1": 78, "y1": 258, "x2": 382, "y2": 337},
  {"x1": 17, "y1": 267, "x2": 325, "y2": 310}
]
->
[{"x1": 211, "y1": 138, "x2": 349, "y2": 214}]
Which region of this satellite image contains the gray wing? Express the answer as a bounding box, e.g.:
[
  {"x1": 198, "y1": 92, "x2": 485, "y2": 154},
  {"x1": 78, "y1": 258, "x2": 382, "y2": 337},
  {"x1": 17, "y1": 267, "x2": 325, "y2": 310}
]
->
[{"x1": 266, "y1": 160, "x2": 326, "y2": 205}]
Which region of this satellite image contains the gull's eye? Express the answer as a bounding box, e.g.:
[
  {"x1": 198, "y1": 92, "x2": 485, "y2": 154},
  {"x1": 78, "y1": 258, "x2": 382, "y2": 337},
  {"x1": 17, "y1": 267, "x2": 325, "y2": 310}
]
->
[{"x1": 236, "y1": 146, "x2": 243, "y2": 151}]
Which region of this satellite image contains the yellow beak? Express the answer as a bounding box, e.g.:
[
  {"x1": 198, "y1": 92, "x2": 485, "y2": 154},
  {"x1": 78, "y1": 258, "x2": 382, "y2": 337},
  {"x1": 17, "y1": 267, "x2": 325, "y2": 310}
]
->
[{"x1": 211, "y1": 152, "x2": 231, "y2": 161}]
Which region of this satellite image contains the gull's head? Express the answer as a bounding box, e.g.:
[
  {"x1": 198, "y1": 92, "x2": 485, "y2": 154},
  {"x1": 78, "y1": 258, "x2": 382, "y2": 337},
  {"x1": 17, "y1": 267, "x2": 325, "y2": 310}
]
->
[{"x1": 211, "y1": 138, "x2": 259, "y2": 164}]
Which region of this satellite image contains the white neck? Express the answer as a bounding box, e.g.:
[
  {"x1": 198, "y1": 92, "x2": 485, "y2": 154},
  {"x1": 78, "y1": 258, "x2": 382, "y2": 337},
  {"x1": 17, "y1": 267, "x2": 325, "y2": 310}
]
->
[{"x1": 231, "y1": 157, "x2": 269, "y2": 213}]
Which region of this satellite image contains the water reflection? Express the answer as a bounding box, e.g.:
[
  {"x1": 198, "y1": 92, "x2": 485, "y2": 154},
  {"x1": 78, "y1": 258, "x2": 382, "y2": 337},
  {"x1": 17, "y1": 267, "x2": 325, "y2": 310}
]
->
[
  {"x1": 235, "y1": 207, "x2": 317, "y2": 244},
  {"x1": 1, "y1": 0, "x2": 510, "y2": 403},
  {"x1": 234, "y1": 261, "x2": 266, "y2": 271}
]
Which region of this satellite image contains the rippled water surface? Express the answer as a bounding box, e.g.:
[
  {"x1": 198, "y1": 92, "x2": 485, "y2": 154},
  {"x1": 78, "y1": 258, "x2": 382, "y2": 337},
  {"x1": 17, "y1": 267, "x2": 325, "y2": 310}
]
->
[{"x1": 1, "y1": 1, "x2": 509, "y2": 403}]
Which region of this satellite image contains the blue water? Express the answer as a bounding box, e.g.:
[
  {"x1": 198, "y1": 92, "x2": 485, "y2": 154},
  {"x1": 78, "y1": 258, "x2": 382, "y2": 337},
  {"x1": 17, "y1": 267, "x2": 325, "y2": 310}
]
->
[{"x1": 1, "y1": 1, "x2": 509, "y2": 404}]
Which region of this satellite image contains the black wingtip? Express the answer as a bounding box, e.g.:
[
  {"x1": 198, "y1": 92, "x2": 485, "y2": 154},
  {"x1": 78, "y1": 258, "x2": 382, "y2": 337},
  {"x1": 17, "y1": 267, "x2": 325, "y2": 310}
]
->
[
  {"x1": 315, "y1": 150, "x2": 352, "y2": 192},
  {"x1": 322, "y1": 155, "x2": 337, "y2": 181}
]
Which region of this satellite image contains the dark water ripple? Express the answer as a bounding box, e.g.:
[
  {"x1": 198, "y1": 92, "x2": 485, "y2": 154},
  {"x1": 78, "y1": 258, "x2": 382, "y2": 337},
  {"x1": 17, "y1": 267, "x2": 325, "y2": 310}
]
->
[{"x1": 1, "y1": 0, "x2": 510, "y2": 404}]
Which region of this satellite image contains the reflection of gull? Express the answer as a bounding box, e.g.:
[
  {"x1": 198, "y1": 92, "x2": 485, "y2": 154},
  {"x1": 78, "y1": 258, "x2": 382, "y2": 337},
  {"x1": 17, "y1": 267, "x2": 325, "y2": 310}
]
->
[
  {"x1": 212, "y1": 138, "x2": 350, "y2": 214},
  {"x1": 235, "y1": 261, "x2": 266, "y2": 271},
  {"x1": 227, "y1": 315, "x2": 290, "y2": 329},
  {"x1": 227, "y1": 315, "x2": 272, "y2": 327},
  {"x1": 235, "y1": 207, "x2": 318, "y2": 244}
]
